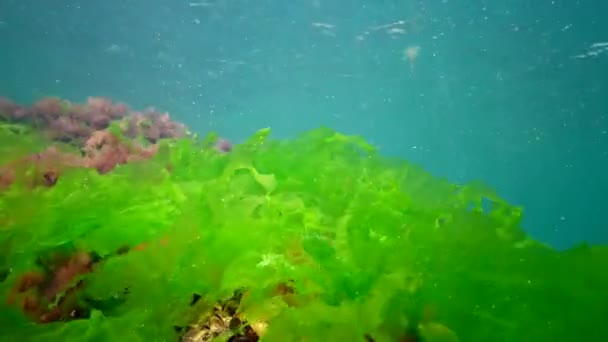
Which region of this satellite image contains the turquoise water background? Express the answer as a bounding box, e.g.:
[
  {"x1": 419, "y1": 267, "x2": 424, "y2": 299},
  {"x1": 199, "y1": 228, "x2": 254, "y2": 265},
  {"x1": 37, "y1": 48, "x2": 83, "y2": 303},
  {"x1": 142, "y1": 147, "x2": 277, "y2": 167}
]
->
[{"x1": 1, "y1": 0, "x2": 607, "y2": 249}]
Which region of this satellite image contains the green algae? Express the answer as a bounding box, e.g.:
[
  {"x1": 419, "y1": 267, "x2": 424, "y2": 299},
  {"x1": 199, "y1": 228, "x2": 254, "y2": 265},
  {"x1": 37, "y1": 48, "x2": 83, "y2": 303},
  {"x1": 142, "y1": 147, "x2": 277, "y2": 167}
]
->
[{"x1": 0, "y1": 126, "x2": 606, "y2": 341}]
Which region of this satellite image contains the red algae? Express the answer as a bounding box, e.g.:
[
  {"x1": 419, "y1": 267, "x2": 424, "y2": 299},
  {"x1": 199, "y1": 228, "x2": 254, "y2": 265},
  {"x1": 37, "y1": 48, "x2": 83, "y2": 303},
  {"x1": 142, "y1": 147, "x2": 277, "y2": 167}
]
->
[{"x1": 0, "y1": 96, "x2": 187, "y2": 189}]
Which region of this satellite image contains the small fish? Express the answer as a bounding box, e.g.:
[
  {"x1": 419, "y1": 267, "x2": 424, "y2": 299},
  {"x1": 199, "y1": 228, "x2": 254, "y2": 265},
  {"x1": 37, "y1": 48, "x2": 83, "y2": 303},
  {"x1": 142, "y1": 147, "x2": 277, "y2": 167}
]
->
[
  {"x1": 311, "y1": 22, "x2": 335, "y2": 30},
  {"x1": 189, "y1": 1, "x2": 213, "y2": 7}
]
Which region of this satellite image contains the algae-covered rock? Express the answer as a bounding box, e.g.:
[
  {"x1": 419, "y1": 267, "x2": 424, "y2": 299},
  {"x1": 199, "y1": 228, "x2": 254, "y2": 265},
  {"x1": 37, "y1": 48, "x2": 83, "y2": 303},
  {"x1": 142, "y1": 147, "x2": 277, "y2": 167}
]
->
[
  {"x1": 419, "y1": 322, "x2": 459, "y2": 342},
  {"x1": 1, "y1": 123, "x2": 607, "y2": 342}
]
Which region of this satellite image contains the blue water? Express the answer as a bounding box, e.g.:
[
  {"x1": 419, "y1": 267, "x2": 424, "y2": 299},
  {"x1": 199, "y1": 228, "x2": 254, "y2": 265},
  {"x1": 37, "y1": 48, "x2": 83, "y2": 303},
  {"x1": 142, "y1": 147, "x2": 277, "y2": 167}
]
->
[{"x1": 1, "y1": 0, "x2": 607, "y2": 249}]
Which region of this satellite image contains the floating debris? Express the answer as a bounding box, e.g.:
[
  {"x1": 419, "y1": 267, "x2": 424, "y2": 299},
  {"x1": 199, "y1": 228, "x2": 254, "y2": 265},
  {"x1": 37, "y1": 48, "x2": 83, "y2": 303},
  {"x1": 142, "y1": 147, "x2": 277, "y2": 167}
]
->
[{"x1": 403, "y1": 45, "x2": 421, "y2": 70}]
